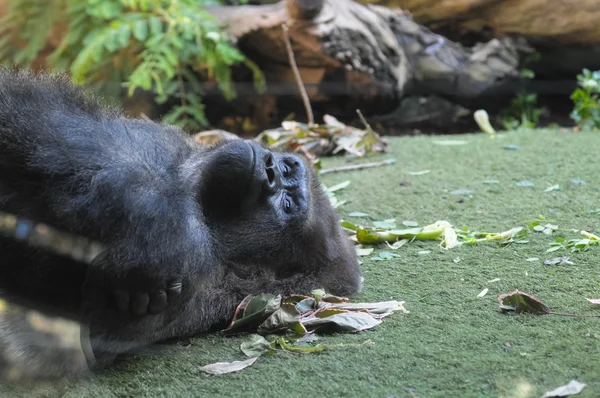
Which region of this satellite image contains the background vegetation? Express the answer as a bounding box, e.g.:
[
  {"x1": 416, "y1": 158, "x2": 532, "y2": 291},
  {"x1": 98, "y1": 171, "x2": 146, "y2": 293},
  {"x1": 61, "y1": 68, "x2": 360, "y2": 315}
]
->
[{"x1": 0, "y1": 0, "x2": 264, "y2": 131}]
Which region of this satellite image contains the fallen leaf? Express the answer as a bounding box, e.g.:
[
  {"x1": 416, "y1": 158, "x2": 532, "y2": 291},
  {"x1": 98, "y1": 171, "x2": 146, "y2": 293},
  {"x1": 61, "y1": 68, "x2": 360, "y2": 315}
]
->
[
  {"x1": 373, "y1": 220, "x2": 396, "y2": 229},
  {"x1": 487, "y1": 278, "x2": 501, "y2": 283},
  {"x1": 526, "y1": 258, "x2": 539, "y2": 262},
  {"x1": 441, "y1": 226, "x2": 459, "y2": 249},
  {"x1": 451, "y1": 189, "x2": 473, "y2": 195},
  {"x1": 498, "y1": 290, "x2": 550, "y2": 314},
  {"x1": 294, "y1": 334, "x2": 320, "y2": 346},
  {"x1": 258, "y1": 304, "x2": 306, "y2": 334},
  {"x1": 276, "y1": 336, "x2": 327, "y2": 353},
  {"x1": 433, "y1": 140, "x2": 467, "y2": 146},
  {"x1": 477, "y1": 288, "x2": 489, "y2": 298},
  {"x1": 544, "y1": 184, "x2": 560, "y2": 192},
  {"x1": 370, "y1": 251, "x2": 401, "y2": 261},
  {"x1": 408, "y1": 170, "x2": 430, "y2": 176},
  {"x1": 240, "y1": 335, "x2": 276, "y2": 357},
  {"x1": 356, "y1": 246, "x2": 374, "y2": 256},
  {"x1": 386, "y1": 239, "x2": 408, "y2": 250},
  {"x1": 302, "y1": 310, "x2": 382, "y2": 332},
  {"x1": 586, "y1": 298, "x2": 600, "y2": 305},
  {"x1": 473, "y1": 109, "x2": 495, "y2": 134},
  {"x1": 541, "y1": 380, "x2": 586, "y2": 398},
  {"x1": 327, "y1": 180, "x2": 351, "y2": 193},
  {"x1": 295, "y1": 298, "x2": 316, "y2": 313},
  {"x1": 348, "y1": 212, "x2": 369, "y2": 217},
  {"x1": 326, "y1": 300, "x2": 403, "y2": 315},
  {"x1": 544, "y1": 256, "x2": 573, "y2": 265},
  {"x1": 516, "y1": 180, "x2": 535, "y2": 187},
  {"x1": 223, "y1": 294, "x2": 282, "y2": 333},
  {"x1": 453, "y1": 257, "x2": 461, "y2": 263},
  {"x1": 321, "y1": 294, "x2": 349, "y2": 303},
  {"x1": 199, "y1": 357, "x2": 259, "y2": 375}
]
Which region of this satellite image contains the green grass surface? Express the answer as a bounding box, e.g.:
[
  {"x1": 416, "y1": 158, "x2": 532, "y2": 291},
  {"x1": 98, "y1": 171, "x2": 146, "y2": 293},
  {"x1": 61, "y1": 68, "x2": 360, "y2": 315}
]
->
[{"x1": 5, "y1": 129, "x2": 600, "y2": 397}]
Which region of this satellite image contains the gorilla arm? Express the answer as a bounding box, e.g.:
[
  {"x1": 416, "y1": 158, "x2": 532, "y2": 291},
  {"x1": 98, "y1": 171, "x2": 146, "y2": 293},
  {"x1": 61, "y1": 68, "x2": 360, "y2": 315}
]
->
[{"x1": 0, "y1": 70, "x2": 214, "y2": 314}]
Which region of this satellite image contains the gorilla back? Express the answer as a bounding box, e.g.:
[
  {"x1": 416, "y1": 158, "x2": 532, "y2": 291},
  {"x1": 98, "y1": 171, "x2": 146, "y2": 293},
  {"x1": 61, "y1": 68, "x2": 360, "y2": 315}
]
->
[{"x1": 0, "y1": 69, "x2": 362, "y2": 372}]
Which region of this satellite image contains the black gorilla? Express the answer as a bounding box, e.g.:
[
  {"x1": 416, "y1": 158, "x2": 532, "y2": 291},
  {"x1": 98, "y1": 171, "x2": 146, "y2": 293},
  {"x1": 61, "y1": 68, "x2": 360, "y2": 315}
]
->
[{"x1": 0, "y1": 69, "x2": 362, "y2": 371}]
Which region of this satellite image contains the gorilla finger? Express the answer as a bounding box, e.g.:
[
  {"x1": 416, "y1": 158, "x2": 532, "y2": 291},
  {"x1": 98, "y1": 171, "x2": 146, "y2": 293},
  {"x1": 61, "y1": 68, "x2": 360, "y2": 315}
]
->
[
  {"x1": 131, "y1": 292, "x2": 150, "y2": 316},
  {"x1": 148, "y1": 290, "x2": 168, "y2": 314},
  {"x1": 167, "y1": 281, "x2": 183, "y2": 299},
  {"x1": 113, "y1": 290, "x2": 130, "y2": 313}
]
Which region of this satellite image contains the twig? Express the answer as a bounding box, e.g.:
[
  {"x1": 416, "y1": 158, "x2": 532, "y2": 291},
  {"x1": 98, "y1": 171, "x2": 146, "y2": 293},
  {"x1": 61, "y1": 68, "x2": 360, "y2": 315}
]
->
[
  {"x1": 140, "y1": 112, "x2": 152, "y2": 121},
  {"x1": 319, "y1": 159, "x2": 396, "y2": 175},
  {"x1": 0, "y1": 211, "x2": 103, "y2": 265},
  {"x1": 356, "y1": 109, "x2": 372, "y2": 133},
  {"x1": 281, "y1": 24, "x2": 314, "y2": 126}
]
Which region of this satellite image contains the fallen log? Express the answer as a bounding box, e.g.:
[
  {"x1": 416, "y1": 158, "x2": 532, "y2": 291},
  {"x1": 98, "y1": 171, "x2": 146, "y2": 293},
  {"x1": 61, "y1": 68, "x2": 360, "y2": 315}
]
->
[
  {"x1": 209, "y1": 0, "x2": 526, "y2": 100},
  {"x1": 203, "y1": 0, "x2": 530, "y2": 132}
]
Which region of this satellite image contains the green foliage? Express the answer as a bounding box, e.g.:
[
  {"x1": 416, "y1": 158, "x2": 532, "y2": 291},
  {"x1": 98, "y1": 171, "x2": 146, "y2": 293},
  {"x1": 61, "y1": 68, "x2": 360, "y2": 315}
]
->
[
  {"x1": 500, "y1": 69, "x2": 545, "y2": 130},
  {"x1": 501, "y1": 92, "x2": 545, "y2": 130},
  {"x1": 570, "y1": 68, "x2": 600, "y2": 131},
  {"x1": 0, "y1": 0, "x2": 265, "y2": 130}
]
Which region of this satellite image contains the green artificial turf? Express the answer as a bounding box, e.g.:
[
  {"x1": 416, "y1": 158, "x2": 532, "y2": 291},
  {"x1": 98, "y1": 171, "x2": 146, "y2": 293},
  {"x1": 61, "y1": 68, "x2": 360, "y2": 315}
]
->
[{"x1": 4, "y1": 128, "x2": 600, "y2": 397}]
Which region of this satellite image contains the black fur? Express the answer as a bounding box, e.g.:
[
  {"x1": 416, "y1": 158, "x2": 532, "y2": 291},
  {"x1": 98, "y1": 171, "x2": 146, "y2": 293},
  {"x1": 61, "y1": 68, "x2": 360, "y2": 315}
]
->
[{"x1": 0, "y1": 69, "x2": 362, "y2": 374}]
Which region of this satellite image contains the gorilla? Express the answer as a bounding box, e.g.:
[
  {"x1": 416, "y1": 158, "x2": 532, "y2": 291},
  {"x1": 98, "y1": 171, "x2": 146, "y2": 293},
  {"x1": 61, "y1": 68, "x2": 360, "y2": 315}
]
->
[{"x1": 0, "y1": 69, "x2": 362, "y2": 372}]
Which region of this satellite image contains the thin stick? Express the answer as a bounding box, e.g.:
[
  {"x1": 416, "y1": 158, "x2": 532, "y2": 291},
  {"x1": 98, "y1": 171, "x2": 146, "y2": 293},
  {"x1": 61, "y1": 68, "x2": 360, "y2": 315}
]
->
[
  {"x1": 281, "y1": 24, "x2": 314, "y2": 126},
  {"x1": 139, "y1": 112, "x2": 152, "y2": 122},
  {"x1": 319, "y1": 159, "x2": 396, "y2": 175}
]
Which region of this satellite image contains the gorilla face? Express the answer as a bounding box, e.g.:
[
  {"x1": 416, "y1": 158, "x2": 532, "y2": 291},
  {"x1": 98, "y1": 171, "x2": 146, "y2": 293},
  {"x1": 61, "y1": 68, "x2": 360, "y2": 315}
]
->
[
  {"x1": 199, "y1": 140, "x2": 309, "y2": 223},
  {"x1": 192, "y1": 139, "x2": 362, "y2": 297}
]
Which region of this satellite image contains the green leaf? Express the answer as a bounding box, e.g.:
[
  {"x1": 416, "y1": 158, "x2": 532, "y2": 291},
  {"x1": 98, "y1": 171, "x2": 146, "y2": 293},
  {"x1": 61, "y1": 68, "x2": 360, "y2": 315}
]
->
[
  {"x1": 116, "y1": 23, "x2": 132, "y2": 48},
  {"x1": 341, "y1": 221, "x2": 358, "y2": 231},
  {"x1": 276, "y1": 337, "x2": 327, "y2": 354},
  {"x1": 240, "y1": 334, "x2": 276, "y2": 357},
  {"x1": 258, "y1": 304, "x2": 306, "y2": 334},
  {"x1": 132, "y1": 19, "x2": 148, "y2": 41},
  {"x1": 222, "y1": 294, "x2": 281, "y2": 333},
  {"x1": 149, "y1": 16, "x2": 163, "y2": 35}
]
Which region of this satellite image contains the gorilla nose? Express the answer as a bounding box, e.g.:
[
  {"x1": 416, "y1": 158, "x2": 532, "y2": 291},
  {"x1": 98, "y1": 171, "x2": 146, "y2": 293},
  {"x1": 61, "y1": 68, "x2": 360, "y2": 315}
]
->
[{"x1": 264, "y1": 152, "x2": 278, "y2": 191}]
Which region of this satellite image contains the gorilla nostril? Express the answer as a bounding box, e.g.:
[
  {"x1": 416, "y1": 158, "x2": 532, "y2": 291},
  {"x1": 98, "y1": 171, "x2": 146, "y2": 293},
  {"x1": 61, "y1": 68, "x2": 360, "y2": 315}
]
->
[
  {"x1": 265, "y1": 153, "x2": 274, "y2": 168},
  {"x1": 266, "y1": 166, "x2": 275, "y2": 185}
]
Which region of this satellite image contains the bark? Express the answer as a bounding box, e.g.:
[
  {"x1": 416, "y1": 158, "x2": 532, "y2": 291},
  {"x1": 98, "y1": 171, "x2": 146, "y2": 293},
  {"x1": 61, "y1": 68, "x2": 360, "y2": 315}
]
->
[{"x1": 360, "y1": 0, "x2": 600, "y2": 46}]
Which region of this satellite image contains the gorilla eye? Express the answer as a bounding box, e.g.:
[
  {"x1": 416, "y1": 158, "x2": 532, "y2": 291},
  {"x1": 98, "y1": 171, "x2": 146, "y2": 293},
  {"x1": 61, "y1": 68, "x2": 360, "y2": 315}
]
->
[
  {"x1": 282, "y1": 164, "x2": 291, "y2": 177},
  {"x1": 283, "y1": 197, "x2": 292, "y2": 213}
]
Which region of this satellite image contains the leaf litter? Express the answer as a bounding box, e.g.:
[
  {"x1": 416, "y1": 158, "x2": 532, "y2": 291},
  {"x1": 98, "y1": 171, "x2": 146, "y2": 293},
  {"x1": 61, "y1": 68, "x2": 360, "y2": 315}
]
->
[
  {"x1": 255, "y1": 114, "x2": 388, "y2": 159},
  {"x1": 541, "y1": 380, "x2": 586, "y2": 398},
  {"x1": 199, "y1": 290, "x2": 408, "y2": 374},
  {"x1": 343, "y1": 219, "x2": 527, "y2": 251},
  {"x1": 498, "y1": 290, "x2": 600, "y2": 318}
]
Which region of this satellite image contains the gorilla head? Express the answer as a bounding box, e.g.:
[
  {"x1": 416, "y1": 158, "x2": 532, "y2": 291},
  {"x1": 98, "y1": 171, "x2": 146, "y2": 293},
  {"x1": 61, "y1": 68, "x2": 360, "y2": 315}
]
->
[{"x1": 195, "y1": 139, "x2": 361, "y2": 296}]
